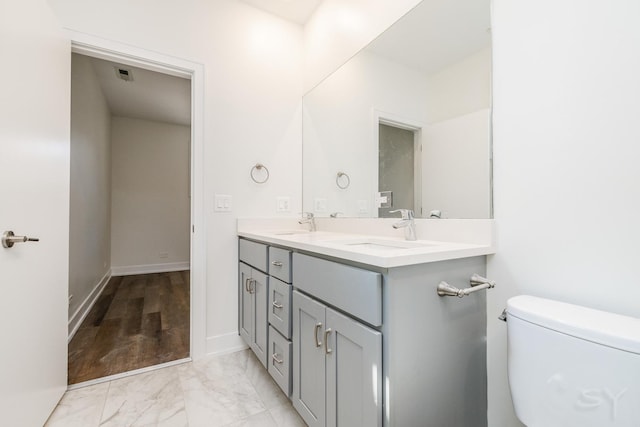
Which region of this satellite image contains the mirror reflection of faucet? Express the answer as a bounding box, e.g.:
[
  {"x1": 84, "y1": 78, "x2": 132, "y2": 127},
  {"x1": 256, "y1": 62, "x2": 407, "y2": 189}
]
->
[
  {"x1": 429, "y1": 210, "x2": 442, "y2": 219},
  {"x1": 390, "y1": 209, "x2": 417, "y2": 241},
  {"x1": 299, "y1": 212, "x2": 317, "y2": 231},
  {"x1": 330, "y1": 212, "x2": 343, "y2": 218}
]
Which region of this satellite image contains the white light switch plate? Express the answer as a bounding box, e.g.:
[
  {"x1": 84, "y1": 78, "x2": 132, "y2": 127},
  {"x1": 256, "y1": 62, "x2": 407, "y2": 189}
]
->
[
  {"x1": 276, "y1": 196, "x2": 291, "y2": 212},
  {"x1": 214, "y1": 194, "x2": 232, "y2": 212},
  {"x1": 314, "y1": 198, "x2": 327, "y2": 212}
]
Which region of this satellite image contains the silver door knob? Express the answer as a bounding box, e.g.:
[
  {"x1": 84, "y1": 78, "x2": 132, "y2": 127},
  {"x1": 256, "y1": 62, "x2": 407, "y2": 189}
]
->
[{"x1": 2, "y1": 231, "x2": 39, "y2": 248}]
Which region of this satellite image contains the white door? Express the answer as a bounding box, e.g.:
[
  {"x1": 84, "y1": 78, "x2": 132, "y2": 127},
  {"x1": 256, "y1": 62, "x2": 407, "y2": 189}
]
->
[{"x1": 0, "y1": 1, "x2": 70, "y2": 426}]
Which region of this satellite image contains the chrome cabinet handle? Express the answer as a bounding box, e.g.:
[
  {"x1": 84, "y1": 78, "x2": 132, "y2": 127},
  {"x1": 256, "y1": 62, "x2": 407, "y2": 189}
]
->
[
  {"x1": 271, "y1": 261, "x2": 283, "y2": 267},
  {"x1": 245, "y1": 278, "x2": 256, "y2": 294},
  {"x1": 314, "y1": 322, "x2": 323, "y2": 347},
  {"x1": 272, "y1": 301, "x2": 283, "y2": 309},
  {"x1": 272, "y1": 353, "x2": 284, "y2": 365},
  {"x1": 324, "y1": 329, "x2": 332, "y2": 354},
  {"x1": 2, "y1": 231, "x2": 39, "y2": 249}
]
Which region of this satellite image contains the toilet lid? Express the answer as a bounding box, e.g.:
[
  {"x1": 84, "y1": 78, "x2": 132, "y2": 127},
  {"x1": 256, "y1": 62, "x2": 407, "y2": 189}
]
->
[{"x1": 507, "y1": 295, "x2": 640, "y2": 355}]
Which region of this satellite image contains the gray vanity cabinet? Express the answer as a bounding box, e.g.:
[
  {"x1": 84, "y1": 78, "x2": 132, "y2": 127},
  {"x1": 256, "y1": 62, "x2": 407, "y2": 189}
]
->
[
  {"x1": 239, "y1": 235, "x2": 489, "y2": 427},
  {"x1": 239, "y1": 240, "x2": 270, "y2": 368},
  {"x1": 293, "y1": 290, "x2": 382, "y2": 427}
]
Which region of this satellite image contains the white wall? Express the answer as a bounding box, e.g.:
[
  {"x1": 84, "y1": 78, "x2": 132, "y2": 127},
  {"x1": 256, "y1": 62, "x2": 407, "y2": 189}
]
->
[
  {"x1": 69, "y1": 53, "x2": 111, "y2": 321},
  {"x1": 303, "y1": 0, "x2": 422, "y2": 91},
  {"x1": 48, "y1": 0, "x2": 304, "y2": 352},
  {"x1": 110, "y1": 117, "x2": 190, "y2": 272},
  {"x1": 488, "y1": 1, "x2": 640, "y2": 426}
]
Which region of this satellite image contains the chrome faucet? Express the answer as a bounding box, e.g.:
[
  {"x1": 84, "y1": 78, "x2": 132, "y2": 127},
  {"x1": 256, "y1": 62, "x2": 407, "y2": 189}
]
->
[
  {"x1": 390, "y1": 209, "x2": 417, "y2": 241},
  {"x1": 299, "y1": 212, "x2": 316, "y2": 231}
]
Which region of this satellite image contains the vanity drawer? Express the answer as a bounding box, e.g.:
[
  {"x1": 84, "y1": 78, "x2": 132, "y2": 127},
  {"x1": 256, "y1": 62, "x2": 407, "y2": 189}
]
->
[
  {"x1": 269, "y1": 278, "x2": 292, "y2": 339},
  {"x1": 239, "y1": 239, "x2": 268, "y2": 272},
  {"x1": 268, "y1": 326, "x2": 292, "y2": 397},
  {"x1": 293, "y1": 253, "x2": 382, "y2": 327},
  {"x1": 269, "y1": 247, "x2": 292, "y2": 283}
]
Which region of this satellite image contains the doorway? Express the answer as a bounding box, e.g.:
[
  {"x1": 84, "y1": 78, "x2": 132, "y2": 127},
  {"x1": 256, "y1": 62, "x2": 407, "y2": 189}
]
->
[
  {"x1": 376, "y1": 116, "x2": 423, "y2": 218},
  {"x1": 66, "y1": 38, "x2": 206, "y2": 386}
]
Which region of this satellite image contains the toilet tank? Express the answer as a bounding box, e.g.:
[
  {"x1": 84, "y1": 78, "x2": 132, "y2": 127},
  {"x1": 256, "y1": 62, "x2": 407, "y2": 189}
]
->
[{"x1": 506, "y1": 295, "x2": 640, "y2": 427}]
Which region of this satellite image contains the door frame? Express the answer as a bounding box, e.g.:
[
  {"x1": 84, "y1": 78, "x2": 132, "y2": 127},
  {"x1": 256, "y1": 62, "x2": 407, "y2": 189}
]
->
[
  {"x1": 372, "y1": 109, "x2": 424, "y2": 217},
  {"x1": 70, "y1": 32, "x2": 207, "y2": 360}
]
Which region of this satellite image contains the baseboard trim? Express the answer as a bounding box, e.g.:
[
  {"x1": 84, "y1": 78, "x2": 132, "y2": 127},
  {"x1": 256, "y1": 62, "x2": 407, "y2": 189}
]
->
[
  {"x1": 111, "y1": 262, "x2": 190, "y2": 276},
  {"x1": 68, "y1": 270, "x2": 112, "y2": 342},
  {"x1": 206, "y1": 332, "x2": 248, "y2": 357}
]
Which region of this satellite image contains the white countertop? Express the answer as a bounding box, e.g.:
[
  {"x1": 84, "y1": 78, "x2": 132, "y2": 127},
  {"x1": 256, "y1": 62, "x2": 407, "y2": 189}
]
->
[{"x1": 237, "y1": 226, "x2": 495, "y2": 268}]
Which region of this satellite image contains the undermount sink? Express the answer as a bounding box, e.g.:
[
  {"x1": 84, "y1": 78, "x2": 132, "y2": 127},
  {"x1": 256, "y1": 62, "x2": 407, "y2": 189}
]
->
[
  {"x1": 261, "y1": 231, "x2": 441, "y2": 252},
  {"x1": 270, "y1": 229, "x2": 310, "y2": 235},
  {"x1": 328, "y1": 238, "x2": 438, "y2": 251}
]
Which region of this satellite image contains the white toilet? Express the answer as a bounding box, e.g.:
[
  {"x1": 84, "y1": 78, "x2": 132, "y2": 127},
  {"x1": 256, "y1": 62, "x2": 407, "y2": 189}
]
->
[{"x1": 506, "y1": 295, "x2": 640, "y2": 427}]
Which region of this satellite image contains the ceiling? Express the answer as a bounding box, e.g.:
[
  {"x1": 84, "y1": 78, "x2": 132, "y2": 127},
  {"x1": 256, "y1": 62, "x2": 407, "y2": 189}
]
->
[
  {"x1": 87, "y1": 55, "x2": 191, "y2": 127},
  {"x1": 238, "y1": 0, "x2": 322, "y2": 24},
  {"x1": 366, "y1": 0, "x2": 491, "y2": 75},
  {"x1": 83, "y1": 1, "x2": 316, "y2": 127},
  {"x1": 85, "y1": 0, "x2": 323, "y2": 126},
  {"x1": 83, "y1": 0, "x2": 487, "y2": 126}
]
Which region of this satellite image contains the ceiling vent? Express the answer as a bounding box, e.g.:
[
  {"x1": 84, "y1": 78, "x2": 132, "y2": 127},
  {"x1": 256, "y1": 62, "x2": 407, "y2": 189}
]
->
[{"x1": 114, "y1": 67, "x2": 134, "y2": 82}]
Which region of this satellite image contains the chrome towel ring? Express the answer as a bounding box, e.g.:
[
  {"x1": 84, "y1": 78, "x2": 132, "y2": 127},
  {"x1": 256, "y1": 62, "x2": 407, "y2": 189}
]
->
[
  {"x1": 336, "y1": 171, "x2": 350, "y2": 189},
  {"x1": 251, "y1": 163, "x2": 269, "y2": 184}
]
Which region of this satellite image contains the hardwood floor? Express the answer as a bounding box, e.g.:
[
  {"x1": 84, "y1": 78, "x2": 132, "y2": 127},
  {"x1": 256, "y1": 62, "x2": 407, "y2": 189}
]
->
[{"x1": 68, "y1": 271, "x2": 190, "y2": 385}]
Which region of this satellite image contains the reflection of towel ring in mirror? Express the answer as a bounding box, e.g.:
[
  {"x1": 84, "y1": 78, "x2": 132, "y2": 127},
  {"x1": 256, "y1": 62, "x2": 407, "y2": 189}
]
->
[
  {"x1": 336, "y1": 171, "x2": 350, "y2": 189},
  {"x1": 251, "y1": 163, "x2": 269, "y2": 184}
]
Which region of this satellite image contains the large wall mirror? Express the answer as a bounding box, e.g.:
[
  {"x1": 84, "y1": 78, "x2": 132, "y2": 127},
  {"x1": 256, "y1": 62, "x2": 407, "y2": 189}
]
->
[{"x1": 302, "y1": 0, "x2": 492, "y2": 219}]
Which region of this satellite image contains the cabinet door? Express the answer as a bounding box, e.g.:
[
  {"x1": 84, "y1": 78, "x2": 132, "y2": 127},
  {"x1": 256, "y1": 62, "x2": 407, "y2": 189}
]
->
[
  {"x1": 326, "y1": 308, "x2": 382, "y2": 427},
  {"x1": 251, "y1": 270, "x2": 269, "y2": 367},
  {"x1": 293, "y1": 291, "x2": 327, "y2": 427},
  {"x1": 239, "y1": 262, "x2": 252, "y2": 347}
]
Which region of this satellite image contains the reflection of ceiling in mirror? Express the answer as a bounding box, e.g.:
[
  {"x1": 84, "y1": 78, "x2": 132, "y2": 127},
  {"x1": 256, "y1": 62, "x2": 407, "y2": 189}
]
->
[
  {"x1": 237, "y1": 0, "x2": 323, "y2": 24},
  {"x1": 366, "y1": 0, "x2": 491, "y2": 74}
]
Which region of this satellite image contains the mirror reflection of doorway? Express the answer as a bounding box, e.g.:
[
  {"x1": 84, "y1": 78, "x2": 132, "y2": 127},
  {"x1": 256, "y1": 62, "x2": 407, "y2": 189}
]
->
[{"x1": 378, "y1": 122, "x2": 422, "y2": 218}]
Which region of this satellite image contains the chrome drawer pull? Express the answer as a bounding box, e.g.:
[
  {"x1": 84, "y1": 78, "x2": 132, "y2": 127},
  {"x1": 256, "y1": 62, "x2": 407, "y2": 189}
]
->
[
  {"x1": 272, "y1": 353, "x2": 284, "y2": 365},
  {"x1": 271, "y1": 261, "x2": 283, "y2": 267},
  {"x1": 324, "y1": 328, "x2": 332, "y2": 354},
  {"x1": 272, "y1": 301, "x2": 284, "y2": 309},
  {"x1": 314, "y1": 322, "x2": 323, "y2": 347}
]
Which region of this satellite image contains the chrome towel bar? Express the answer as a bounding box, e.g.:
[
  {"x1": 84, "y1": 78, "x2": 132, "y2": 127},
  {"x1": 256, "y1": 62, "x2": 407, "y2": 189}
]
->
[{"x1": 437, "y1": 274, "x2": 496, "y2": 298}]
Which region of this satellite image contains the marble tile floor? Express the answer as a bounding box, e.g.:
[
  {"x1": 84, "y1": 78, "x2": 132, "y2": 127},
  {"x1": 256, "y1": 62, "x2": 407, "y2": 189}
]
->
[{"x1": 46, "y1": 349, "x2": 306, "y2": 427}]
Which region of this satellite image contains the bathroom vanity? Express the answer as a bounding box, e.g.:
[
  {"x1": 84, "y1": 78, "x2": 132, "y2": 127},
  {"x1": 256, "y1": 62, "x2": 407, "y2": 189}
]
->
[{"x1": 238, "y1": 220, "x2": 495, "y2": 427}]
